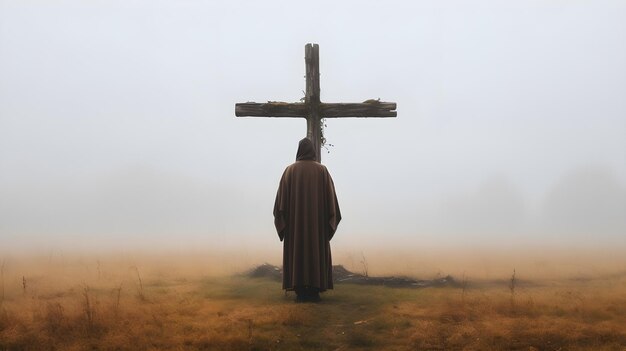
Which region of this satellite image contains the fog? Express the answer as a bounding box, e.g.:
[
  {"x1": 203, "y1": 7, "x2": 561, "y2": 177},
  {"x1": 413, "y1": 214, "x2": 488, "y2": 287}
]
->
[{"x1": 1, "y1": 0, "x2": 625, "y2": 253}]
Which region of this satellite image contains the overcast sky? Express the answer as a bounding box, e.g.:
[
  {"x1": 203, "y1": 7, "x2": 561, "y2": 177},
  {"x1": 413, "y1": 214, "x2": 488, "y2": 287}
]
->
[{"x1": 1, "y1": 0, "x2": 625, "y2": 252}]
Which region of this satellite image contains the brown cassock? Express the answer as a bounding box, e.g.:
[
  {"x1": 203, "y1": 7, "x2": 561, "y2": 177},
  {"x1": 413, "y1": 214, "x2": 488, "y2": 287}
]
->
[{"x1": 273, "y1": 138, "x2": 341, "y2": 292}]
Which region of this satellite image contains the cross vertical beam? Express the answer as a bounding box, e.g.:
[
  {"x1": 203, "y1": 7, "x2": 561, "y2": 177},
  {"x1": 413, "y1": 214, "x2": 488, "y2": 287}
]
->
[{"x1": 305, "y1": 44, "x2": 321, "y2": 162}]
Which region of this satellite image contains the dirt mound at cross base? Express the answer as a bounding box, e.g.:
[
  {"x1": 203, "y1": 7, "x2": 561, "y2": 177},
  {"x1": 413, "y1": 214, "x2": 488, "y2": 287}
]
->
[
  {"x1": 248, "y1": 263, "x2": 282, "y2": 281},
  {"x1": 246, "y1": 264, "x2": 458, "y2": 288}
]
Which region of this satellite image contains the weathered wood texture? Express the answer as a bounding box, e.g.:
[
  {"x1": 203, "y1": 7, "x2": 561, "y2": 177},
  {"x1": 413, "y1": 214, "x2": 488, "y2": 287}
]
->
[
  {"x1": 305, "y1": 43, "x2": 322, "y2": 162},
  {"x1": 234, "y1": 101, "x2": 396, "y2": 118},
  {"x1": 321, "y1": 102, "x2": 397, "y2": 117},
  {"x1": 235, "y1": 102, "x2": 307, "y2": 117}
]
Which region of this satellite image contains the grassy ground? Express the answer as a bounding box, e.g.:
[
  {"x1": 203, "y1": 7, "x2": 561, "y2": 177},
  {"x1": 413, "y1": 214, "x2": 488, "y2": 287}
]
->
[{"x1": 1, "y1": 255, "x2": 625, "y2": 350}]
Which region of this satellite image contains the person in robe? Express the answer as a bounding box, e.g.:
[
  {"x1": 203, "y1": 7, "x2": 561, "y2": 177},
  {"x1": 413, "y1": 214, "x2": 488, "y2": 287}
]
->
[{"x1": 273, "y1": 138, "x2": 341, "y2": 302}]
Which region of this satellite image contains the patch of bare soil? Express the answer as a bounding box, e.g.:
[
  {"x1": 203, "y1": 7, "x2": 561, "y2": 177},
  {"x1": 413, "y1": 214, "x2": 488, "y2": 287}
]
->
[{"x1": 247, "y1": 263, "x2": 458, "y2": 288}]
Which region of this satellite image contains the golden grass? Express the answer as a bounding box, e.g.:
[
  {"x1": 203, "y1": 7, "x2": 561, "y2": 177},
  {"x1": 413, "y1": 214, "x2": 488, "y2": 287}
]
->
[{"x1": 0, "y1": 252, "x2": 625, "y2": 350}]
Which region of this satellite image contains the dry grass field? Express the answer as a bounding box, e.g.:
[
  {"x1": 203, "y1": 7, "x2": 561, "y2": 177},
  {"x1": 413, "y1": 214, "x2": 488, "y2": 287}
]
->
[{"x1": 0, "y1": 249, "x2": 625, "y2": 350}]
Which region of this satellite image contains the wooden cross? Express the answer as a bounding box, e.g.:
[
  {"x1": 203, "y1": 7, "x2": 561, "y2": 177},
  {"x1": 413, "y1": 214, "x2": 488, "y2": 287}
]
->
[{"x1": 235, "y1": 43, "x2": 397, "y2": 162}]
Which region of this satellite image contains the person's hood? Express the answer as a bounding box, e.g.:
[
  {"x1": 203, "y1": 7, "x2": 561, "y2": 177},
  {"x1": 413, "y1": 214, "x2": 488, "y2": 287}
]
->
[{"x1": 296, "y1": 138, "x2": 317, "y2": 161}]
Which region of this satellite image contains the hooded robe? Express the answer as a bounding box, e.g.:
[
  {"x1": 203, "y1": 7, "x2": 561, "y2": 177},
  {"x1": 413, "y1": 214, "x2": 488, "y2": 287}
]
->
[{"x1": 273, "y1": 138, "x2": 341, "y2": 292}]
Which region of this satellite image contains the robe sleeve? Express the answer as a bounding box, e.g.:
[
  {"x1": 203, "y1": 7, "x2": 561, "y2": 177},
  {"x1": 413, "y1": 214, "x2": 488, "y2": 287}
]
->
[
  {"x1": 273, "y1": 168, "x2": 290, "y2": 241},
  {"x1": 325, "y1": 169, "x2": 341, "y2": 240}
]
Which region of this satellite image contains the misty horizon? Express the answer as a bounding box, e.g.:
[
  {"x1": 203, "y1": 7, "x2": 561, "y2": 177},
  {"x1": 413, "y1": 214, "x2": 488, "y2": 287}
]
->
[{"x1": 1, "y1": 1, "x2": 625, "y2": 252}]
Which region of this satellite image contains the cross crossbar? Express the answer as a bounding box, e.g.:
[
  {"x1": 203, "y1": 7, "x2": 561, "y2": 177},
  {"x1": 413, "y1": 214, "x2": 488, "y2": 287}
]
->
[{"x1": 234, "y1": 101, "x2": 397, "y2": 118}]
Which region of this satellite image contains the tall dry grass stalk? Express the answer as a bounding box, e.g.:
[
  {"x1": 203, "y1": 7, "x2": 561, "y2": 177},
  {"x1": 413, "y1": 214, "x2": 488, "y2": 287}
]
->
[
  {"x1": 114, "y1": 283, "x2": 122, "y2": 317},
  {"x1": 509, "y1": 268, "x2": 517, "y2": 309},
  {"x1": 0, "y1": 259, "x2": 5, "y2": 309},
  {"x1": 246, "y1": 318, "x2": 253, "y2": 346},
  {"x1": 360, "y1": 252, "x2": 369, "y2": 278},
  {"x1": 97, "y1": 260, "x2": 101, "y2": 280},
  {"x1": 134, "y1": 266, "x2": 145, "y2": 301},
  {"x1": 461, "y1": 271, "x2": 468, "y2": 303},
  {"x1": 82, "y1": 285, "x2": 94, "y2": 329}
]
